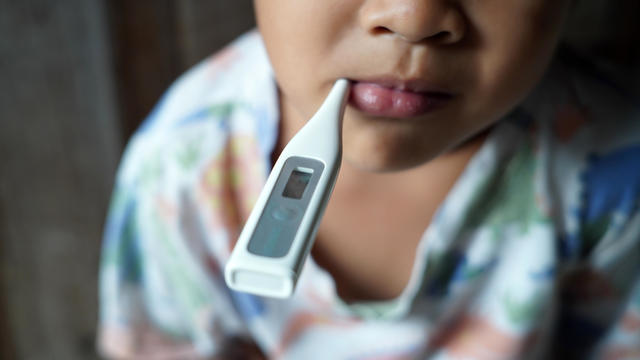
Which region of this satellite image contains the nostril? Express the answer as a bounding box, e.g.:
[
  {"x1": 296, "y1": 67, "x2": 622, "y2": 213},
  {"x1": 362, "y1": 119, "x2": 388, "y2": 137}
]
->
[
  {"x1": 370, "y1": 27, "x2": 455, "y2": 44},
  {"x1": 371, "y1": 26, "x2": 393, "y2": 36}
]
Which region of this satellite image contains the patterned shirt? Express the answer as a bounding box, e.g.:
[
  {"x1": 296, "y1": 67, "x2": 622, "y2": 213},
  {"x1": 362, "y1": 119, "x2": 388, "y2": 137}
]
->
[{"x1": 98, "y1": 30, "x2": 640, "y2": 359}]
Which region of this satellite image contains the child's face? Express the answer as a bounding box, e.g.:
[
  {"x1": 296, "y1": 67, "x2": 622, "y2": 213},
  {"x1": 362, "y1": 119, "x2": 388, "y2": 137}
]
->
[{"x1": 255, "y1": 0, "x2": 571, "y2": 171}]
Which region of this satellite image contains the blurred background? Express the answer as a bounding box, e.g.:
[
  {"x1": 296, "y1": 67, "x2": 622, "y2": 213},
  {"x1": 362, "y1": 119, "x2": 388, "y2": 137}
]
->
[
  {"x1": 0, "y1": 0, "x2": 638, "y2": 359},
  {"x1": 1, "y1": 1, "x2": 254, "y2": 358}
]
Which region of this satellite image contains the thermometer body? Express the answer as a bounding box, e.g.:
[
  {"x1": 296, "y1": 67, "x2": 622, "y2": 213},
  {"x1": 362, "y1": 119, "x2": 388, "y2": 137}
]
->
[{"x1": 225, "y1": 79, "x2": 350, "y2": 298}]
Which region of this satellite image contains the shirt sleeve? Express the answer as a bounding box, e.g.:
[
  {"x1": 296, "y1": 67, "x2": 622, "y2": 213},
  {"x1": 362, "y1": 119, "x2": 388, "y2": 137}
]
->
[
  {"x1": 97, "y1": 138, "x2": 247, "y2": 359},
  {"x1": 550, "y1": 114, "x2": 640, "y2": 357},
  {"x1": 96, "y1": 30, "x2": 277, "y2": 359}
]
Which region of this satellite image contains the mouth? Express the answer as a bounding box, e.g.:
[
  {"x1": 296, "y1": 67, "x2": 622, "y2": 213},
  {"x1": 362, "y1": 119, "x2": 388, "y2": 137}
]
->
[{"x1": 348, "y1": 78, "x2": 454, "y2": 118}]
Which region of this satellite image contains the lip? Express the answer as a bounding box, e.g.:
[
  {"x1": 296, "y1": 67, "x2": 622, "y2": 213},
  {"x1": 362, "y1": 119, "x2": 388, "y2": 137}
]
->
[{"x1": 348, "y1": 78, "x2": 454, "y2": 118}]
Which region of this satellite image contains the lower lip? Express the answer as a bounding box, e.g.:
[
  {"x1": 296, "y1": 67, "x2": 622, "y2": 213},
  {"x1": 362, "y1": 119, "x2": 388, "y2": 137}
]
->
[{"x1": 349, "y1": 82, "x2": 452, "y2": 118}]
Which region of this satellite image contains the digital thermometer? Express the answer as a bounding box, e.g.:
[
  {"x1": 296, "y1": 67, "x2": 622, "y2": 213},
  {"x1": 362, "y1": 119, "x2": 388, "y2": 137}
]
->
[{"x1": 225, "y1": 79, "x2": 350, "y2": 298}]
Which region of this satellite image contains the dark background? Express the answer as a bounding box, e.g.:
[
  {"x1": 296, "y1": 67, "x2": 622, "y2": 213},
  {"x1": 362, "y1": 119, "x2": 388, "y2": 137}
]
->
[
  {"x1": 1, "y1": 1, "x2": 254, "y2": 358},
  {"x1": 0, "y1": 1, "x2": 638, "y2": 359}
]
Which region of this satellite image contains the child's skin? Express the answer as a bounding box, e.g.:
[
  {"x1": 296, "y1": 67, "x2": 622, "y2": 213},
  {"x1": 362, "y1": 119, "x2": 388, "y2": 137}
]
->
[{"x1": 254, "y1": 0, "x2": 572, "y2": 302}]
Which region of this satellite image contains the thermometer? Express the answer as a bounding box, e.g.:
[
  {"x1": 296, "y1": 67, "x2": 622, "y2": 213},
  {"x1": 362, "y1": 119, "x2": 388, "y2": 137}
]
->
[{"x1": 225, "y1": 79, "x2": 350, "y2": 298}]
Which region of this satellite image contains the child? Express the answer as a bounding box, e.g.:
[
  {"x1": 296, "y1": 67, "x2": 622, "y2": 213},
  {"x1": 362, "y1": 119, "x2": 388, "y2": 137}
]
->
[{"x1": 98, "y1": 0, "x2": 640, "y2": 359}]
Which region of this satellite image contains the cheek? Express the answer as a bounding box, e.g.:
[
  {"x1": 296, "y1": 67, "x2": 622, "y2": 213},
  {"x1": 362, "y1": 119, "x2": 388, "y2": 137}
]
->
[
  {"x1": 468, "y1": 1, "x2": 569, "y2": 122},
  {"x1": 254, "y1": 2, "x2": 314, "y2": 74},
  {"x1": 254, "y1": 0, "x2": 355, "y2": 116},
  {"x1": 254, "y1": 2, "x2": 355, "y2": 74}
]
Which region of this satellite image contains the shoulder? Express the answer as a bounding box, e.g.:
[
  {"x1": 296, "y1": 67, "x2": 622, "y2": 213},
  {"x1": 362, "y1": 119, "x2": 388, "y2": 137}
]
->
[
  {"x1": 99, "y1": 32, "x2": 277, "y2": 357},
  {"x1": 522, "y1": 51, "x2": 640, "y2": 258},
  {"x1": 116, "y1": 30, "x2": 279, "y2": 190},
  {"x1": 109, "y1": 30, "x2": 278, "y2": 245},
  {"x1": 142, "y1": 30, "x2": 274, "y2": 131},
  {"x1": 544, "y1": 50, "x2": 640, "y2": 194}
]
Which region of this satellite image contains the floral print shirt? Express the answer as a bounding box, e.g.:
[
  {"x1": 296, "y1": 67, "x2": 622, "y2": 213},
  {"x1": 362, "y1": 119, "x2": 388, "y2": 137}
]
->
[{"x1": 98, "y1": 30, "x2": 640, "y2": 359}]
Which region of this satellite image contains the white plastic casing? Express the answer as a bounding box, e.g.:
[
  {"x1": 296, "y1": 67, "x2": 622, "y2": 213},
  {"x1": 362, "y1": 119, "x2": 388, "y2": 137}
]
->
[{"x1": 225, "y1": 79, "x2": 350, "y2": 298}]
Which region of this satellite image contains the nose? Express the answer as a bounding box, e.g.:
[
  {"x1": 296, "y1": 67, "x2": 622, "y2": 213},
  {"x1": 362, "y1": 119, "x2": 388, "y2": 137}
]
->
[{"x1": 358, "y1": 0, "x2": 466, "y2": 44}]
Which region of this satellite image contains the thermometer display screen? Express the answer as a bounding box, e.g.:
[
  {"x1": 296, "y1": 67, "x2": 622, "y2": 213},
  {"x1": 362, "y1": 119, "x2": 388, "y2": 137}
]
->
[
  {"x1": 282, "y1": 169, "x2": 312, "y2": 199},
  {"x1": 247, "y1": 157, "x2": 323, "y2": 258}
]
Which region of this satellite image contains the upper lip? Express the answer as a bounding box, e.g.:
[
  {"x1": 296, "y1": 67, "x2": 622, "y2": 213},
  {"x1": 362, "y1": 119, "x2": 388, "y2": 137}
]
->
[{"x1": 349, "y1": 77, "x2": 453, "y2": 96}]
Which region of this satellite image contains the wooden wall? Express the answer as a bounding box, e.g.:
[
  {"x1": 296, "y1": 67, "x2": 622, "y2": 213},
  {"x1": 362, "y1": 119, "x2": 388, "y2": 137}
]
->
[
  {"x1": 0, "y1": 1, "x2": 254, "y2": 359},
  {"x1": 0, "y1": 0, "x2": 637, "y2": 359},
  {"x1": 106, "y1": 0, "x2": 255, "y2": 139},
  {"x1": 1, "y1": 1, "x2": 121, "y2": 358}
]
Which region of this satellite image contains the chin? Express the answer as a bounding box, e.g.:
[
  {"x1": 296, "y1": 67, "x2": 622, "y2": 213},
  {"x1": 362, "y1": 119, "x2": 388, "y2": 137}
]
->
[
  {"x1": 341, "y1": 110, "x2": 449, "y2": 172},
  {"x1": 343, "y1": 144, "x2": 435, "y2": 173}
]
